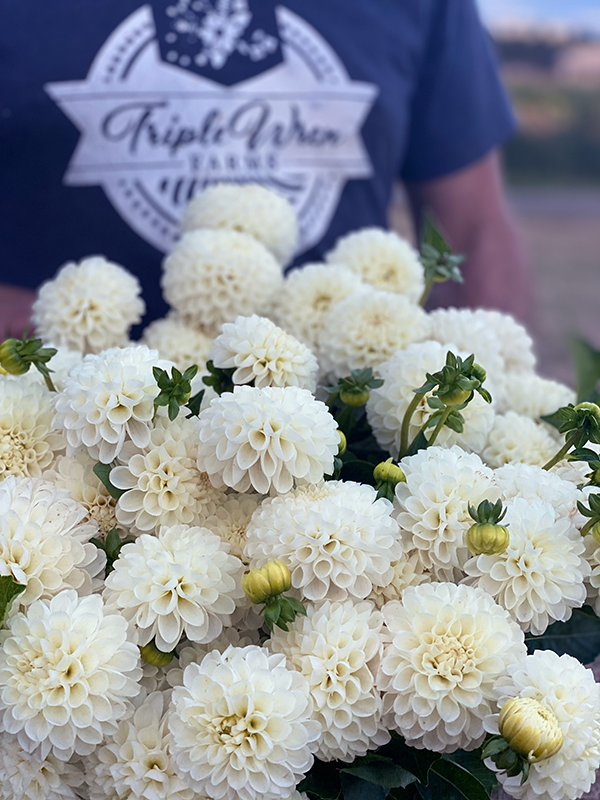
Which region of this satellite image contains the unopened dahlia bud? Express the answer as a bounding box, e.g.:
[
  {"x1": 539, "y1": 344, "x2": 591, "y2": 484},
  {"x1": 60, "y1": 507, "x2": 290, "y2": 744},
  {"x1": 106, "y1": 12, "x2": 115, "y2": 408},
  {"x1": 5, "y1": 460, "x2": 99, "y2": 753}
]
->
[
  {"x1": 373, "y1": 459, "x2": 406, "y2": 486},
  {"x1": 242, "y1": 559, "x2": 291, "y2": 604},
  {"x1": 337, "y1": 430, "x2": 347, "y2": 455},
  {"x1": 499, "y1": 697, "x2": 564, "y2": 764},
  {"x1": 0, "y1": 338, "x2": 30, "y2": 375},
  {"x1": 466, "y1": 499, "x2": 510, "y2": 556},
  {"x1": 472, "y1": 362, "x2": 487, "y2": 383},
  {"x1": 140, "y1": 640, "x2": 175, "y2": 667},
  {"x1": 575, "y1": 401, "x2": 600, "y2": 424},
  {"x1": 339, "y1": 387, "x2": 371, "y2": 406}
]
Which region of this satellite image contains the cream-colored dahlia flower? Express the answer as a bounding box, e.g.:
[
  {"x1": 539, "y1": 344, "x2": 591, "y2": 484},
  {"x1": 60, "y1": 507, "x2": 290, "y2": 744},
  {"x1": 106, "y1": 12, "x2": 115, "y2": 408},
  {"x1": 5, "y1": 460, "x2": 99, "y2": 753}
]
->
[
  {"x1": 245, "y1": 481, "x2": 402, "y2": 601},
  {"x1": 0, "y1": 732, "x2": 85, "y2": 800},
  {"x1": 325, "y1": 228, "x2": 425, "y2": 302},
  {"x1": 104, "y1": 524, "x2": 244, "y2": 652},
  {"x1": 378, "y1": 582, "x2": 526, "y2": 752},
  {"x1": 270, "y1": 600, "x2": 389, "y2": 762},
  {"x1": 270, "y1": 263, "x2": 365, "y2": 351},
  {"x1": 86, "y1": 692, "x2": 193, "y2": 800},
  {"x1": 203, "y1": 493, "x2": 262, "y2": 563},
  {"x1": 0, "y1": 379, "x2": 65, "y2": 479},
  {"x1": 196, "y1": 385, "x2": 339, "y2": 494},
  {"x1": 210, "y1": 315, "x2": 318, "y2": 390},
  {"x1": 53, "y1": 345, "x2": 160, "y2": 463},
  {"x1": 32, "y1": 256, "x2": 145, "y2": 354},
  {"x1": 0, "y1": 476, "x2": 103, "y2": 609},
  {"x1": 471, "y1": 309, "x2": 536, "y2": 374},
  {"x1": 494, "y1": 463, "x2": 580, "y2": 521},
  {"x1": 463, "y1": 498, "x2": 588, "y2": 634},
  {"x1": 318, "y1": 289, "x2": 430, "y2": 380},
  {"x1": 484, "y1": 650, "x2": 600, "y2": 800},
  {"x1": 168, "y1": 645, "x2": 320, "y2": 800},
  {"x1": 161, "y1": 229, "x2": 283, "y2": 335},
  {"x1": 141, "y1": 314, "x2": 213, "y2": 373},
  {"x1": 393, "y1": 446, "x2": 497, "y2": 580},
  {"x1": 366, "y1": 341, "x2": 495, "y2": 458},
  {"x1": 0, "y1": 590, "x2": 141, "y2": 760},
  {"x1": 181, "y1": 183, "x2": 298, "y2": 267},
  {"x1": 111, "y1": 413, "x2": 223, "y2": 534},
  {"x1": 482, "y1": 412, "x2": 558, "y2": 468},
  {"x1": 502, "y1": 373, "x2": 575, "y2": 419},
  {"x1": 368, "y1": 550, "x2": 429, "y2": 607}
]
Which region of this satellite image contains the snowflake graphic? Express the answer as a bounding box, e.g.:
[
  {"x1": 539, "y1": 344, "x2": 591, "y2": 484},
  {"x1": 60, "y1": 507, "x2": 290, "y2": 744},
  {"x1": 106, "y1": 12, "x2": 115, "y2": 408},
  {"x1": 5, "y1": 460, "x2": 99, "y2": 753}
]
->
[{"x1": 164, "y1": 0, "x2": 278, "y2": 70}]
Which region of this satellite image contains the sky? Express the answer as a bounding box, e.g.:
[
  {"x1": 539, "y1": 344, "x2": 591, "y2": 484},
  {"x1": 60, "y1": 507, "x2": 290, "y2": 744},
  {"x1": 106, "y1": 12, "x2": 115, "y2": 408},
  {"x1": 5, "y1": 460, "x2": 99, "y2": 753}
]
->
[{"x1": 476, "y1": 0, "x2": 600, "y2": 33}]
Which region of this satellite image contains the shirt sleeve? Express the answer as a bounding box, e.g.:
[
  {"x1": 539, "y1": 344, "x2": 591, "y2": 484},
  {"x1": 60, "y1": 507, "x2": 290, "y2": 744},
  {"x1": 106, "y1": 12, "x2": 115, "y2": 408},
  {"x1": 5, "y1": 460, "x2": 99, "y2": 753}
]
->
[{"x1": 400, "y1": 0, "x2": 516, "y2": 183}]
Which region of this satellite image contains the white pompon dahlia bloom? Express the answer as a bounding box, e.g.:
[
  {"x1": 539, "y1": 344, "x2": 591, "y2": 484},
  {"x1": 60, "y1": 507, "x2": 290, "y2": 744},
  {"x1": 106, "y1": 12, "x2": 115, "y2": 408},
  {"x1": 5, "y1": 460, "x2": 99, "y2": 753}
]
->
[
  {"x1": 393, "y1": 446, "x2": 497, "y2": 580},
  {"x1": 210, "y1": 315, "x2": 318, "y2": 390},
  {"x1": 0, "y1": 379, "x2": 65, "y2": 479},
  {"x1": 494, "y1": 463, "x2": 581, "y2": 521},
  {"x1": 141, "y1": 314, "x2": 213, "y2": 373},
  {"x1": 368, "y1": 550, "x2": 429, "y2": 607},
  {"x1": 196, "y1": 385, "x2": 339, "y2": 494},
  {"x1": 104, "y1": 524, "x2": 244, "y2": 651},
  {"x1": 181, "y1": 183, "x2": 298, "y2": 267},
  {"x1": 203, "y1": 493, "x2": 262, "y2": 563},
  {"x1": 0, "y1": 732, "x2": 85, "y2": 800},
  {"x1": 318, "y1": 289, "x2": 430, "y2": 380},
  {"x1": 270, "y1": 263, "x2": 365, "y2": 350},
  {"x1": 0, "y1": 590, "x2": 142, "y2": 760},
  {"x1": 502, "y1": 373, "x2": 575, "y2": 419},
  {"x1": 169, "y1": 645, "x2": 320, "y2": 800},
  {"x1": 269, "y1": 600, "x2": 390, "y2": 762},
  {"x1": 161, "y1": 229, "x2": 283, "y2": 335},
  {"x1": 86, "y1": 692, "x2": 194, "y2": 800},
  {"x1": 111, "y1": 413, "x2": 224, "y2": 533},
  {"x1": 427, "y1": 307, "x2": 506, "y2": 381},
  {"x1": 53, "y1": 345, "x2": 160, "y2": 463},
  {"x1": 485, "y1": 650, "x2": 600, "y2": 800},
  {"x1": 471, "y1": 309, "x2": 536, "y2": 374},
  {"x1": 482, "y1": 412, "x2": 558, "y2": 468},
  {"x1": 0, "y1": 476, "x2": 103, "y2": 609},
  {"x1": 463, "y1": 499, "x2": 589, "y2": 634},
  {"x1": 377, "y1": 582, "x2": 527, "y2": 752},
  {"x1": 245, "y1": 481, "x2": 402, "y2": 601},
  {"x1": 366, "y1": 341, "x2": 495, "y2": 458},
  {"x1": 32, "y1": 256, "x2": 145, "y2": 354},
  {"x1": 325, "y1": 227, "x2": 425, "y2": 302}
]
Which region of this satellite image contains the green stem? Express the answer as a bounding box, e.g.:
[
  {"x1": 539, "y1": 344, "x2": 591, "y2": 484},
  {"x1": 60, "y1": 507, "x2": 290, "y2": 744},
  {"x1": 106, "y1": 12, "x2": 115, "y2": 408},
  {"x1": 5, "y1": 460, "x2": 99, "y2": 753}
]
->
[
  {"x1": 40, "y1": 371, "x2": 56, "y2": 392},
  {"x1": 426, "y1": 408, "x2": 451, "y2": 449},
  {"x1": 399, "y1": 392, "x2": 423, "y2": 457},
  {"x1": 581, "y1": 518, "x2": 596, "y2": 537},
  {"x1": 406, "y1": 419, "x2": 430, "y2": 456},
  {"x1": 419, "y1": 279, "x2": 434, "y2": 307},
  {"x1": 542, "y1": 431, "x2": 580, "y2": 471}
]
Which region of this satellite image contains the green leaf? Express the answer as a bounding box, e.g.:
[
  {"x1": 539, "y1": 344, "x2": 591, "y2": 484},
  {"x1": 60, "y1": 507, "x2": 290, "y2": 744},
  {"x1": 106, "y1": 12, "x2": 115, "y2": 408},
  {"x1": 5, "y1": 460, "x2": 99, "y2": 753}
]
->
[
  {"x1": 186, "y1": 389, "x2": 205, "y2": 418},
  {"x1": 406, "y1": 430, "x2": 428, "y2": 457},
  {"x1": 0, "y1": 575, "x2": 26, "y2": 627},
  {"x1": 444, "y1": 750, "x2": 497, "y2": 795},
  {"x1": 526, "y1": 606, "x2": 600, "y2": 663},
  {"x1": 422, "y1": 214, "x2": 450, "y2": 256},
  {"x1": 341, "y1": 755, "x2": 416, "y2": 790},
  {"x1": 297, "y1": 760, "x2": 341, "y2": 800},
  {"x1": 105, "y1": 528, "x2": 121, "y2": 558},
  {"x1": 339, "y1": 773, "x2": 386, "y2": 800},
  {"x1": 571, "y1": 337, "x2": 600, "y2": 403},
  {"x1": 426, "y1": 757, "x2": 490, "y2": 800},
  {"x1": 93, "y1": 462, "x2": 127, "y2": 500}
]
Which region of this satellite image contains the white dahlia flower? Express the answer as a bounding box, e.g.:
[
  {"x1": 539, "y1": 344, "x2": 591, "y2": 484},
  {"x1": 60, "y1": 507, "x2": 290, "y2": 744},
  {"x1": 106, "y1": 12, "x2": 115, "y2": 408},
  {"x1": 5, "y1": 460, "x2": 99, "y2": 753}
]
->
[
  {"x1": 494, "y1": 463, "x2": 580, "y2": 521},
  {"x1": 0, "y1": 379, "x2": 65, "y2": 479},
  {"x1": 325, "y1": 228, "x2": 425, "y2": 302},
  {"x1": 32, "y1": 256, "x2": 144, "y2": 354},
  {"x1": 203, "y1": 493, "x2": 262, "y2": 563},
  {"x1": 141, "y1": 314, "x2": 213, "y2": 373},
  {"x1": 53, "y1": 345, "x2": 160, "y2": 463},
  {"x1": 584, "y1": 535, "x2": 600, "y2": 616},
  {"x1": 86, "y1": 691, "x2": 193, "y2": 800},
  {"x1": 161, "y1": 229, "x2": 283, "y2": 335},
  {"x1": 181, "y1": 183, "x2": 298, "y2": 267},
  {"x1": 482, "y1": 412, "x2": 558, "y2": 468},
  {"x1": 0, "y1": 590, "x2": 141, "y2": 760},
  {"x1": 44, "y1": 450, "x2": 117, "y2": 537},
  {"x1": 471, "y1": 309, "x2": 536, "y2": 374},
  {"x1": 8, "y1": 344, "x2": 83, "y2": 392},
  {"x1": 318, "y1": 290, "x2": 430, "y2": 380},
  {"x1": 0, "y1": 733, "x2": 85, "y2": 800},
  {"x1": 377, "y1": 582, "x2": 526, "y2": 752},
  {"x1": 393, "y1": 446, "x2": 497, "y2": 580},
  {"x1": 245, "y1": 481, "x2": 402, "y2": 602},
  {"x1": 368, "y1": 550, "x2": 429, "y2": 607},
  {"x1": 366, "y1": 341, "x2": 495, "y2": 458},
  {"x1": 485, "y1": 650, "x2": 600, "y2": 800},
  {"x1": 502, "y1": 373, "x2": 575, "y2": 419},
  {"x1": 111, "y1": 413, "x2": 224, "y2": 534},
  {"x1": 104, "y1": 524, "x2": 244, "y2": 652},
  {"x1": 196, "y1": 385, "x2": 339, "y2": 494},
  {"x1": 168, "y1": 645, "x2": 320, "y2": 800},
  {"x1": 463, "y1": 498, "x2": 588, "y2": 634},
  {"x1": 0, "y1": 476, "x2": 103, "y2": 609},
  {"x1": 270, "y1": 263, "x2": 365, "y2": 351},
  {"x1": 428, "y1": 307, "x2": 506, "y2": 382},
  {"x1": 270, "y1": 600, "x2": 390, "y2": 762},
  {"x1": 210, "y1": 315, "x2": 318, "y2": 390}
]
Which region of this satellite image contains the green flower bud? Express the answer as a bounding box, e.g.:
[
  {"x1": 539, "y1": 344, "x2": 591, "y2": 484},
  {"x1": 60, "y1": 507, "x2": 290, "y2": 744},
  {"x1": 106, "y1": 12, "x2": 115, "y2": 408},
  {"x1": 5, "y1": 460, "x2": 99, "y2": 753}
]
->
[
  {"x1": 337, "y1": 430, "x2": 347, "y2": 456},
  {"x1": 575, "y1": 402, "x2": 600, "y2": 424},
  {"x1": 466, "y1": 522, "x2": 510, "y2": 556},
  {"x1": 140, "y1": 641, "x2": 175, "y2": 667},
  {"x1": 339, "y1": 388, "x2": 370, "y2": 407},
  {"x1": 0, "y1": 338, "x2": 31, "y2": 375},
  {"x1": 440, "y1": 385, "x2": 472, "y2": 406},
  {"x1": 499, "y1": 697, "x2": 563, "y2": 764},
  {"x1": 242, "y1": 559, "x2": 292, "y2": 604},
  {"x1": 471, "y1": 363, "x2": 487, "y2": 383},
  {"x1": 373, "y1": 459, "x2": 406, "y2": 486},
  {"x1": 592, "y1": 521, "x2": 600, "y2": 545}
]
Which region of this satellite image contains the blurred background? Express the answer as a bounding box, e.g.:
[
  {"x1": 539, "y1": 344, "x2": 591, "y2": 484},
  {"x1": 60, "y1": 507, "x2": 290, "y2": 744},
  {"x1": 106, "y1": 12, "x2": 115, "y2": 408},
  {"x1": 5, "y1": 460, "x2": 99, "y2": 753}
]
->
[{"x1": 392, "y1": 0, "x2": 600, "y2": 385}]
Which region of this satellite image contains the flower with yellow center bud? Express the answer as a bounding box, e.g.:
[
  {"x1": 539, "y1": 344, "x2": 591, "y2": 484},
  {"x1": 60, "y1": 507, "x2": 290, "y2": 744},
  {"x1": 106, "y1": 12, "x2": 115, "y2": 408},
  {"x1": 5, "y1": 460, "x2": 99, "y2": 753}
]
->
[
  {"x1": 499, "y1": 697, "x2": 564, "y2": 764},
  {"x1": 242, "y1": 559, "x2": 305, "y2": 632},
  {"x1": 374, "y1": 458, "x2": 406, "y2": 502},
  {"x1": 466, "y1": 498, "x2": 510, "y2": 556}
]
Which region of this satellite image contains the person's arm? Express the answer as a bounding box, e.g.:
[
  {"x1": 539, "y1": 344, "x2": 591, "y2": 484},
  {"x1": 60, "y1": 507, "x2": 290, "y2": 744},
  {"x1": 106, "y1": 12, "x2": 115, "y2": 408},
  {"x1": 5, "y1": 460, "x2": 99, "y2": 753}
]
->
[
  {"x1": 406, "y1": 150, "x2": 531, "y2": 321},
  {"x1": 0, "y1": 284, "x2": 37, "y2": 338}
]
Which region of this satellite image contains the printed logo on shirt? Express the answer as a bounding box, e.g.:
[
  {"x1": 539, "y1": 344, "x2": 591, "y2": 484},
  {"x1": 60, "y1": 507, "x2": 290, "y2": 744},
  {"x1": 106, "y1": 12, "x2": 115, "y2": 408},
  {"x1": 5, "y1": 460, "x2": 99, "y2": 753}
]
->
[{"x1": 45, "y1": 3, "x2": 377, "y2": 256}]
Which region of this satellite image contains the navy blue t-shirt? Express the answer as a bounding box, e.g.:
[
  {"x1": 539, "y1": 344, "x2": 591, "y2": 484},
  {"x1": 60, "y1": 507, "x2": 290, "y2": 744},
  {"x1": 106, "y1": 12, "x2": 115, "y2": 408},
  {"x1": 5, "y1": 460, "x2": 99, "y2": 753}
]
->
[{"x1": 0, "y1": 0, "x2": 514, "y2": 323}]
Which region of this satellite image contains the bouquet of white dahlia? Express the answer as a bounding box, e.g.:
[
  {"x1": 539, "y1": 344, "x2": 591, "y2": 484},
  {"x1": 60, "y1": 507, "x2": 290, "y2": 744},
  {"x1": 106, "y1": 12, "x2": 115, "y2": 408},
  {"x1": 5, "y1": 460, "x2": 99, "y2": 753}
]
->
[{"x1": 3, "y1": 184, "x2": 600, "y2": 800}]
